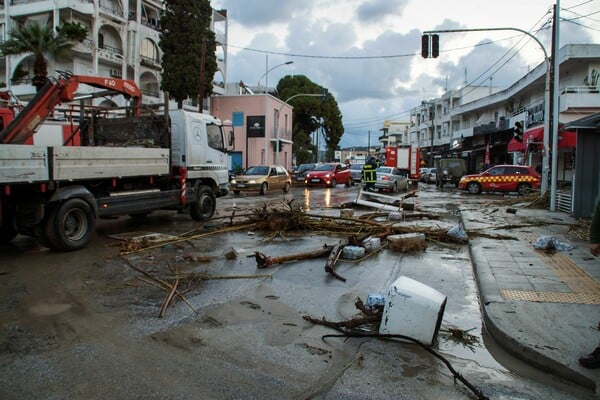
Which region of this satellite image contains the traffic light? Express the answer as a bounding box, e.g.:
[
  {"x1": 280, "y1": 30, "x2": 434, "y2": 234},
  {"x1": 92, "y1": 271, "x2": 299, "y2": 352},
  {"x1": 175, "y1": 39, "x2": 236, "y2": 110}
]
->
[
  {"x1": 421, "y1": 34, "x2": 440, "y2": 58},
  {"x1": 431, "y1": 34, "x2": 439, "y2": 58},
  {"x1": 421, "y1": 34, "x2": 430, "y2": 58}
]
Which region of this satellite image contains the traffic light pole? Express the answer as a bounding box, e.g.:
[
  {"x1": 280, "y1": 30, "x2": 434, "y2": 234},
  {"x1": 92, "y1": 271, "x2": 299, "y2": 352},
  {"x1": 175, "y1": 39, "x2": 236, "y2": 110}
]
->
[{"x1": 423, "y1": 27, "x2": 552, "y2": 196}]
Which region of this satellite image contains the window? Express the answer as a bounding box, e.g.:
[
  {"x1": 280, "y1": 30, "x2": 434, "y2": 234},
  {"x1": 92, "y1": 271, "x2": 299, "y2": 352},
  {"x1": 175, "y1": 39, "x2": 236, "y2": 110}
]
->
[
  {"x1": 206, "y1": 123, "x2": 223, "y2": 150},
  {"x1": 488, "y1": 167, "x2": 505, "y2": 176},
  {"x1": 141, "y1": 38, "x2": 159, "y2": 62}
]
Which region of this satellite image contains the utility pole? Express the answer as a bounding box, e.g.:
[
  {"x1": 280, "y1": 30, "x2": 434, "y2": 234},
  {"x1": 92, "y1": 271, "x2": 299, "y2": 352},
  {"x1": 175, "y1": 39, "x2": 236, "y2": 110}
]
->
[
  {"x1": 368, "y1": 130, "x2": 371, "y2": 158},
  {"x1": 550, "y1": 1, "x2": 561, "y2": 211}
]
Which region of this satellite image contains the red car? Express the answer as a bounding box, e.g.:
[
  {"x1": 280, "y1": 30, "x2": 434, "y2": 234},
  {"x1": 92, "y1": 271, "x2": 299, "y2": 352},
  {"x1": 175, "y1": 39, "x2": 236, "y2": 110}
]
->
[
  {"x1": 304, "y1": 163, "x2": 352, "y2": 187},
  {"x1": 458, "y1": 165, "x2": 541, "y2": 195}
]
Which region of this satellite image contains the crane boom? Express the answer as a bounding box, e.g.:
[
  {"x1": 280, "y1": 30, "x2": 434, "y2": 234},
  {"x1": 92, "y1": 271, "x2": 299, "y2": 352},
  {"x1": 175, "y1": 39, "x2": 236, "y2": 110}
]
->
[{"x1": 0, "y1": 74, "x2": 142, "y2": 144}]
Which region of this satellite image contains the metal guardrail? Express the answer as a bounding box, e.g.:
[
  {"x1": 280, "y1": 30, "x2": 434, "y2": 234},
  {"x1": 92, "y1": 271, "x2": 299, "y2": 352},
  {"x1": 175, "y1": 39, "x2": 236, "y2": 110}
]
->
[{"x1": 555, "y1": 189, "x2": 573, "y2": 214}]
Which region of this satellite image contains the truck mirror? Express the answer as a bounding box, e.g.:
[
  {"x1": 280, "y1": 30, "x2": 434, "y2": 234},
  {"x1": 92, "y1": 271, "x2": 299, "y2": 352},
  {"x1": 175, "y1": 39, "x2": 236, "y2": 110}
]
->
[{"x1": 228, "y1": 130, "x2": 234, "y2": 147}]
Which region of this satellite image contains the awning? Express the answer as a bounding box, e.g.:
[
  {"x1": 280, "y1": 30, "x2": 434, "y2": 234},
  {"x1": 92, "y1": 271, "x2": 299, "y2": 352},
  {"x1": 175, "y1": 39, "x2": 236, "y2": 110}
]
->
[
  {"x1": 507, "y1": 137, "x2": 525, "y2": 152},
  {"x1": 522, "y1": 125, "x2": 576, "y2": 149}
]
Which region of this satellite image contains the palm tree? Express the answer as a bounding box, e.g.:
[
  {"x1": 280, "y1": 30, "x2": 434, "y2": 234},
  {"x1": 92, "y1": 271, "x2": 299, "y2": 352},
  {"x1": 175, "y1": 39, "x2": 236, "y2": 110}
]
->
[{"x1": 0, "y1": 22, "x2": 77, "y2": 91}]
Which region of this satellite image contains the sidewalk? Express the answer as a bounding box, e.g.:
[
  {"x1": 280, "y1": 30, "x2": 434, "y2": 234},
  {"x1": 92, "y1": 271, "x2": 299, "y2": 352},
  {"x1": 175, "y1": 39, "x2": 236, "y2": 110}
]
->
[{"x1": 460, "y1": 205, "x2": 600, "y2": 393}]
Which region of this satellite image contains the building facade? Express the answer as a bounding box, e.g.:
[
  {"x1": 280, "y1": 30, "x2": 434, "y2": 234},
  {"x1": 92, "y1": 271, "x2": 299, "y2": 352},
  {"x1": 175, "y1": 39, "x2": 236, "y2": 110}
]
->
[
  {"x1": 0, "y1": 0, "x2": 228, "y2": 109},
  {"x1": 397, "y1": 44, "x2": 600, "y2": 186}
]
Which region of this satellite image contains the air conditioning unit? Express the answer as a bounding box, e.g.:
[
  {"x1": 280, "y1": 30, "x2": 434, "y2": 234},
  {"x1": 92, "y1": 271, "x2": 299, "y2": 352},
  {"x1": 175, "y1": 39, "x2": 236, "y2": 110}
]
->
[{"x1": 109, "y1": 68, "x2": 122, "y2": 78}]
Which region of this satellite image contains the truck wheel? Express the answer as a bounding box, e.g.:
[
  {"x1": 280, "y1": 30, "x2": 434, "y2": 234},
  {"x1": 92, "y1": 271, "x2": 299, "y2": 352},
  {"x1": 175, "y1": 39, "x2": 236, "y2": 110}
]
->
[
  {"x1": 45, "y1": 199, "x2": 95, "y2": 251},
  {"x1": 466, "y1": 182, "x2": 482, "y2": 194},
  {"x1": 233, "y1": 190, "x2": 240, "y2": 195},
  {"x1": 517, "y1": 183, "x2": 531, "y2": 196},
  {"x1": 283, "y1": 182, "x2": 291, "y2": 193},
  {"x1": 190, "y1": 185, "x2": 216, "y2": 221},
  {"x1": 259, "y1": 182, "x2": 268, "y2": 195}
]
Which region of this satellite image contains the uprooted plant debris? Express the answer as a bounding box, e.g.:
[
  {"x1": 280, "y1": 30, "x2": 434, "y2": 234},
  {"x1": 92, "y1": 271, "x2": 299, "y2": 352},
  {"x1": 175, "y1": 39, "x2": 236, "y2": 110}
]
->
[
  {"x1": 303, "y1": 297, "x2": 489, "y2": 400},
  {"x1": 120, "y1": 255, "x2": 272, "y2": 318}
]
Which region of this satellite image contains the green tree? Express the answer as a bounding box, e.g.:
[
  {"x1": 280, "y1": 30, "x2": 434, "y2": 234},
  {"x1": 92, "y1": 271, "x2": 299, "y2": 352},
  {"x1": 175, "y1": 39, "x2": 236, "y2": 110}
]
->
[
  {"x1": 277, "y1": 75, "x2": 344, "y2": 162},
  {"x1": 0, "y1": 21, "x2": 86, "y2": 91},
  {"x1": 159, "y1": 0, "x2": 217, "y2": 109}
]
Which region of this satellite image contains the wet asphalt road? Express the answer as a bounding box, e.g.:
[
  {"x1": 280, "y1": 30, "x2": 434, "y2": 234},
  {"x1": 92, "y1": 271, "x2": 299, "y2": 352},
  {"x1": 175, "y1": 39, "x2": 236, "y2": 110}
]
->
[{"x1": 0, "y1": 182, "x2": 596, "y2": 399}]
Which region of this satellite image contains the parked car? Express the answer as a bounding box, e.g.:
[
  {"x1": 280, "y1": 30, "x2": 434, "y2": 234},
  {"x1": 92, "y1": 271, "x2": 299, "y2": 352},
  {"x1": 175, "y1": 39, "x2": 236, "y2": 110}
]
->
[
  {"x1": 419, "y1": 167, "x2": 432, "y2": 182},
  {"x1": 349, "y1": 163, "x2": 365, "y2": 183},
  {"x1": 292, "y1": 163, "x2": 316, "y2": 183},
  {"x1": 305, "y1": 163, "x2": 352, "y2": 187},
  {"x1": 231, "y1": 165, "x2": 292, "y2": 195},
  {"x1": 458, "y1": 165, "x2": 541, "y2": 195},
  {"x1": 374, "y1": 167, "x2": 409, "y2": 193},
  {"x1": 427, "y1": 168, "x2": 437, "y2": 184}
]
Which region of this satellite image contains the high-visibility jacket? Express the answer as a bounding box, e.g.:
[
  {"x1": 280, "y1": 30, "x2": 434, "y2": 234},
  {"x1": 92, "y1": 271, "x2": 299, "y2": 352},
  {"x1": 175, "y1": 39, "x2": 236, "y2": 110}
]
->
[{"x1": 362, "y1": 163, "x2": 376, "y2": 183}]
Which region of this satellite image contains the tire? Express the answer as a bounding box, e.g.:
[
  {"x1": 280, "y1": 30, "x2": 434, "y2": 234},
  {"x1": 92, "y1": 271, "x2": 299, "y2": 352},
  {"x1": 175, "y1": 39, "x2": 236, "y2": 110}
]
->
[
  {"x1": 190, "y1": 185, "x2": 216, "y2": 221},
  {"x1": 44, "y1": 199, "x2": 95, "y2": 251},
  {"x1": 283, "y1": 182, "x2": 291, "y2": 193},
  {"x1": 233, "y1": 190, "x2": 240, "y2": 195},
  {"x1": 392, "y1": 182, "x2": 398, "y2": 193},
  {"x1": 517, "y1": 183, "x2": 531, "y2": 196},
  {"x1": 466, "y1": 181, "x2": 482, "y2": 195},
  {"x1": 330, "y1": 179, "x2": 336, "y2": 188},
  {"x1": 345, "y1": 179, "x2": 351, "y2": 187},
  {"x1": 259, "y1": 182, "x2": 268, "y2": 195}
]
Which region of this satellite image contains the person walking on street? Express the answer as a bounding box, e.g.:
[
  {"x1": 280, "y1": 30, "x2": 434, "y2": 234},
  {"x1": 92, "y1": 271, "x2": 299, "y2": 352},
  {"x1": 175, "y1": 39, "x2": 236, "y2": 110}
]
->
[
  {"x1": 362, "y1": 157, "x2": 377, "y2": 192},
  {"x1": 578, "y1": 199, "x2": 600, "y2": 369}
]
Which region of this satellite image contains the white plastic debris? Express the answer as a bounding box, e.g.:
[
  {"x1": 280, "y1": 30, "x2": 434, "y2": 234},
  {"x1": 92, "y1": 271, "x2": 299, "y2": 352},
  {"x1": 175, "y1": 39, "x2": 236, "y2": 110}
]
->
[
  {"x1": 342, "y1": 245, "x2": 366, "y2": 259},
  {"x1": 447, "y1": 223, "x2": 468, "y2": 241},
  {"x1": 363, "y1": 237, "x2": 381, "y2": 251},
  {"x1": 366, "y1": 294, "x2": 385, "y2": 308},
  {"x1": 533, "y1": 235, "x2": 574, "y2": 251}
]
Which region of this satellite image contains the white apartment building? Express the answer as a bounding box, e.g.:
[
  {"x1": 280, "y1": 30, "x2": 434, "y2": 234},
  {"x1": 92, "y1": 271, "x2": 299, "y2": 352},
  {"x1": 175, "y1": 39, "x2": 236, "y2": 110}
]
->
[
  {"x1": 402, "y1": 44, "x2": 600, "y2": 177},
  {"x1": 0, "y1": 0, "x2": 227, "y2": 109}
]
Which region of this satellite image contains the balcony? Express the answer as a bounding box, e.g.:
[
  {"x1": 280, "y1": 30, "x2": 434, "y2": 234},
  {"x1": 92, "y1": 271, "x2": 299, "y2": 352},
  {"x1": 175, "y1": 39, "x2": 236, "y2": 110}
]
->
[
  {"x1": 140, "y1": 55, "x2": 161, "y2": 70},
  {"x1": 97, "y1": 44, "x2": 124, "y2": 64},
  {"x1": 560, "y1": 85, "x2": 600, "y2": 112}
]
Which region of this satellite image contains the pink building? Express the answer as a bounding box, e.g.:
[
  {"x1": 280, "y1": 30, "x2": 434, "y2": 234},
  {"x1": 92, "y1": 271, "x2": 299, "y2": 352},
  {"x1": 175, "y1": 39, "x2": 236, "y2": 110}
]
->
[{"x1": 211, "y1": 94, "x2": 294, "y2": 171}]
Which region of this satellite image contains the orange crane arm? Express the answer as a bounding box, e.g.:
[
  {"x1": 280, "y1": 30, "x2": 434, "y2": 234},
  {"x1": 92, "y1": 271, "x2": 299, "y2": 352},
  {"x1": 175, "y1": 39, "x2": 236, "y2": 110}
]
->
[{"x1": 0, "y1": 74, "x2": 142, "y2": 144}]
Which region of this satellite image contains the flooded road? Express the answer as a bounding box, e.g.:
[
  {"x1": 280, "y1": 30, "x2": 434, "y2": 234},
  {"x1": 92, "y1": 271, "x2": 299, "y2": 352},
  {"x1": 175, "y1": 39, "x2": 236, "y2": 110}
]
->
[{"x1": 0, "y1": 182, "x2": 595, "y2": 399}]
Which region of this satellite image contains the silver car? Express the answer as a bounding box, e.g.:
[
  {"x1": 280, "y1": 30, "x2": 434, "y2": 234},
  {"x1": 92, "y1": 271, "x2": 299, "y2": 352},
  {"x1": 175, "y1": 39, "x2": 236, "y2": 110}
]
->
[{"x1": 374, "y1": 167, "x2": 408, "y2": 192}]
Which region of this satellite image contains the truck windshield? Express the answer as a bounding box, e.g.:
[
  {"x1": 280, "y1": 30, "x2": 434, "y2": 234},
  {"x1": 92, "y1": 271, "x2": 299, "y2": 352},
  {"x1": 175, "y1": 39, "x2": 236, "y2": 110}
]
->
[{"x1": 207, "y1": 123, "x2": 224, "y2": 150}]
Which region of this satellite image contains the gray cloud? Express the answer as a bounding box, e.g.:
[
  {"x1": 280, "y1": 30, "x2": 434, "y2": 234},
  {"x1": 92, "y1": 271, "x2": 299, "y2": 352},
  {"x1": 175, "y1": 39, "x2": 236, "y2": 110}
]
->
[{"x1": 356, "y1": 0, "x2": 410, "y2": 22}]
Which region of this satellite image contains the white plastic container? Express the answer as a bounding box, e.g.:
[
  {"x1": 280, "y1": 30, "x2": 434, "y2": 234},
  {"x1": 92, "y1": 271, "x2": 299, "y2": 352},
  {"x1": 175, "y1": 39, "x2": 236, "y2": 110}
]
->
[{"x1": 378, "y1": 276, "x2": 447, "y2": 345}]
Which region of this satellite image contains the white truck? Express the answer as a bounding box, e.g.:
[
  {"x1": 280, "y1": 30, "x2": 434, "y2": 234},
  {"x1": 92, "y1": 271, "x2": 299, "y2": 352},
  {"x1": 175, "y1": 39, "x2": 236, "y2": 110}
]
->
[{"x1": 0, "y1": 73, "x2": 231, "y2": 251}]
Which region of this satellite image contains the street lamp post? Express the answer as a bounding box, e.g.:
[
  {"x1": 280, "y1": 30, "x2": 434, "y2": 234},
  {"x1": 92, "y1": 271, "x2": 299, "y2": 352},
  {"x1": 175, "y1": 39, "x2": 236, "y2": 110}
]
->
[
  {"x1": 274, "y1": 93, "x2": 324, "y2": 165},
  {"x1": 259, "y1": 55, "x2": 293, "y2": 166}
]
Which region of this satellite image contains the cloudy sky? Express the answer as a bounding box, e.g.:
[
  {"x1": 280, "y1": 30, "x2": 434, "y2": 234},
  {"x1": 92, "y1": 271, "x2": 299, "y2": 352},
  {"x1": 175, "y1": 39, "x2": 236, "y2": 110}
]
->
[{"x1": 210, "y1": 0, "x2": 600, "y2": 148}]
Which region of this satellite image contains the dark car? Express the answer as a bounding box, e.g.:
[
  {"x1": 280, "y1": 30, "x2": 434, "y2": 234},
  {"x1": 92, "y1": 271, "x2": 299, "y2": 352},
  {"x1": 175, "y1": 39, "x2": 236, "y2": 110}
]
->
[
  {"x1": 458, "y1": 165, "x2": 541, "y2": 195},
  {"x1": 292, "y1": 163, "x2": 316, "y2": 183},
  {"x1": 349, "y1": 163, "x2": 364, "y2": 183}
]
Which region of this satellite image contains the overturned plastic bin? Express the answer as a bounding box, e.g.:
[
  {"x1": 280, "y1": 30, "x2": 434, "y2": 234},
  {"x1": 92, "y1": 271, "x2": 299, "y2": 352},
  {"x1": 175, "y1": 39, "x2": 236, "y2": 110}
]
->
[{"x1": 379, "y1": 276, "x2": 447, "y2": 345}]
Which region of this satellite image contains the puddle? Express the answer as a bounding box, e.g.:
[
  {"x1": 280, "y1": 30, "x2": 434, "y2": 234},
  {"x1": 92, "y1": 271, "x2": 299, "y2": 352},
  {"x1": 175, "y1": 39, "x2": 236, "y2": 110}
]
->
[{"x1": 29, "y1": 303, "x2": 72, "y2": 316}]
